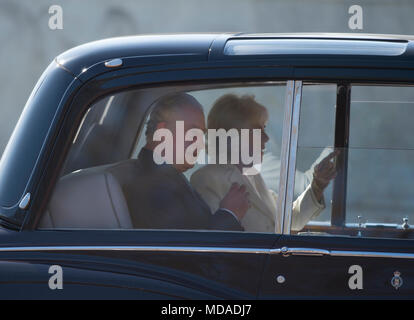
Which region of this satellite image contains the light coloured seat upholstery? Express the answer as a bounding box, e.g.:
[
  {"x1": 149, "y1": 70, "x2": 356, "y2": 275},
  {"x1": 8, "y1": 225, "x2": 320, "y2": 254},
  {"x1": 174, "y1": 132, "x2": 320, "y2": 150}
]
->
[{"x1": 39, "y1": 167, "x2": 132, "y2": 229}]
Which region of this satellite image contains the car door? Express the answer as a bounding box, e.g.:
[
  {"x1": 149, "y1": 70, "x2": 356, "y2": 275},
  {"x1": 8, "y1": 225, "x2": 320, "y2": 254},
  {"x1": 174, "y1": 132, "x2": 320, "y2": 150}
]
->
[
  {"x1": 259, "y1": 235, "x2": 414, "y2": 298},
  {"x1": 259, "y1": 81, "x2": 414, "y2": 298},
  {"x1": 5, "y1": 68, "x2": 295, "y2": 298},
  {"x1": 0, "y1": 230, "x2": 276, "y2": 299}
]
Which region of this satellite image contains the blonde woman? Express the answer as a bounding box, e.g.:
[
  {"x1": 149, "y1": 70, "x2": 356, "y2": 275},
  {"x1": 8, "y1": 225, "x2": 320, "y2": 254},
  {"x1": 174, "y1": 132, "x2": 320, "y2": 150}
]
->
[{"x1": 190, "y1": 94, "x2": 337, "y2": 233}]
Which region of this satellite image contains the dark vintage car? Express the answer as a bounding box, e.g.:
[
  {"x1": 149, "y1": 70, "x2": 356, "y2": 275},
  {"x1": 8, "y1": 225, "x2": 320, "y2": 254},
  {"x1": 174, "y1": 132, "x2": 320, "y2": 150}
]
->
[{"x1": 1, "y1": 33, "x2": 414, "y2": 299}]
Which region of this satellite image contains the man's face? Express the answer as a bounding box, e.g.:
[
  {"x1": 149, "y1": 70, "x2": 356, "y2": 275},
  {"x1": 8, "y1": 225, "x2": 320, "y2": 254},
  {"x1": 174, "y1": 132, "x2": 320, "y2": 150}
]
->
[{"x1": 166, "y1": 104, "x2": 206, "y2": 172}]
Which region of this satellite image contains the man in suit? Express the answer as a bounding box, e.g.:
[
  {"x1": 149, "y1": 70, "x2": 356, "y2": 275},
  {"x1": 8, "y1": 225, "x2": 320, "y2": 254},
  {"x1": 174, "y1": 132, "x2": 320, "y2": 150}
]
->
[{"x1": 109, "y1": 93, "x2": 248, "y2": 231}]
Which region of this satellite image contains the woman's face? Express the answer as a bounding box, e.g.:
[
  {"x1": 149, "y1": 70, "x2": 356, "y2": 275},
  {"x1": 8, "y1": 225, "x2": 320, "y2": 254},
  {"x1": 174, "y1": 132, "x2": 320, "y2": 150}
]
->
[
  {"x1": 251, "y1": 118, "x2": 269, "y2": 162},
  {"x1": 238, "y1": 114, "x2": 269, "y2": 168}
]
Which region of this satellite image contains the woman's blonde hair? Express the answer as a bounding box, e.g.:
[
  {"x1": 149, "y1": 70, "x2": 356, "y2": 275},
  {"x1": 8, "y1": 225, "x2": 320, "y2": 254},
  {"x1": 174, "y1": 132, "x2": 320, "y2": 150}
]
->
[
  {"x1": 208, "y1": 94, "x2": 268, "y2": 130},
  {"x1": 206, "y1": 94, "x2": 268, "y2": 161}
]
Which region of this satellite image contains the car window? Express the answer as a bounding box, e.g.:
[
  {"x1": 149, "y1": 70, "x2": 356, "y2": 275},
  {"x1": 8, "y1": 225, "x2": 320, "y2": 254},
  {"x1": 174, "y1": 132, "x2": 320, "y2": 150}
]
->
[
  {"x1": 347, "y1": 85, "x2": 414, "y2": 229},
  {"x1": 291, "y1": 83, "x2": 414, "y2": 240},
  {"x1": 287, "y1": 83, "x2": 337, "y2": 233},
  {"x1": 39, "y1": 82, "x2": 289, "y2": 233}
]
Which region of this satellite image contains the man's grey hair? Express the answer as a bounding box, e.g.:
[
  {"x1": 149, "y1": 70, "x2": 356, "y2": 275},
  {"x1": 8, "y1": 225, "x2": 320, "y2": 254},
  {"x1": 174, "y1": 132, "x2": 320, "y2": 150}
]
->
[{"x1": 145, "y1": 92, "x2": 203, "y2": 139}]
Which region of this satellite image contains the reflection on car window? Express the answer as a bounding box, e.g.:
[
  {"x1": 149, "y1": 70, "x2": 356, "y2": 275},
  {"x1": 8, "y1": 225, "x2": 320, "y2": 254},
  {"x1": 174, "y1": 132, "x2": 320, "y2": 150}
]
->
[
  {"x1": 291, "y1": 84, "x2": 337, "y2": 232},
  {"x1": 292, "y1": 84, "x2": 414, "y2": 240},
  {"x1": 39, "y1": 82, "x2": 298, "y2": 233},
  {"x1": 347, "y1": 86, "x2": 414, "y2": 228}
]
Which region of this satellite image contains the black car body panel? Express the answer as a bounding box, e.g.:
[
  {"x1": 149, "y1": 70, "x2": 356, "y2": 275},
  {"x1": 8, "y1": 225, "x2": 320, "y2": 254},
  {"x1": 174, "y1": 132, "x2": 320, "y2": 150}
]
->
[
  {"x1": 56, "y1": 34, "x2": 219, "y2": 81},
  {"x1": 0, "y1": 230, "x2": 277, "y2": 299},
  {"x1": 1, "y1": 33, "x2": 414, "y2": 299},
  {"x1": 0, "y1": 62, "x2": 80, "y2": 221}
]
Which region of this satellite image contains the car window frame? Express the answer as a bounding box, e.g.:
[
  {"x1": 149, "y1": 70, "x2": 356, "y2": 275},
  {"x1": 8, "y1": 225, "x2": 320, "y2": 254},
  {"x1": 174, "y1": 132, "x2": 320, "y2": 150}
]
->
[
  {"x1": 18, "y1": 60, "x2": 414, "y2": 238},
  {"x1": 284, "y1": 80, "x2": 414, "y2": 241},
  {"x1": 25, "y1": 64, "x2": 294, "y2": 233}
]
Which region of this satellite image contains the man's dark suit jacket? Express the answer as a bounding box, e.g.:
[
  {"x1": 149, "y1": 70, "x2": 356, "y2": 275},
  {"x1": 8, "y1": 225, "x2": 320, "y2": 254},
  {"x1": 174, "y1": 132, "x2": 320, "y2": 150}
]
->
[{"x1": 107, "y1": 148, "x2": 243, "y2": 231}]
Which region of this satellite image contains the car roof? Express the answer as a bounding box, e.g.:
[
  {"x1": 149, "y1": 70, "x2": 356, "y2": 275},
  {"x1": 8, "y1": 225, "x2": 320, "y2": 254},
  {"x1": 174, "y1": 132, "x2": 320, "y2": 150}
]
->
[
  {"x1": 56, "y1": 33, "x2": 414, "y2": 79},
  {"x1": 56, "y1": 33, "x2": 220, "y2": 78}
]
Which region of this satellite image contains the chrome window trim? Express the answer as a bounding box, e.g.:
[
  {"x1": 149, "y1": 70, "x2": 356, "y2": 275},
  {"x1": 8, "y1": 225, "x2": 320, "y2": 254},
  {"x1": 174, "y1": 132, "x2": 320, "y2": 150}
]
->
[
  {"x1": 330, "y1": 250, "x2": 414, "y2": 259},
  {"x1": 277, "y1": 81, "x2": 293, "y2": 234},
  {"x1": 271, "y1": 247, "x2": 414, "y2": 259},
  {"x1": 0, "y1": 245, "x2": 413, "y2": 260},
  {"x1": 278, "y1": 80, "x2": 302, "y2": 235},
  {"x1": 0, "y1": 245, "x2": 269, "y2": 254}
]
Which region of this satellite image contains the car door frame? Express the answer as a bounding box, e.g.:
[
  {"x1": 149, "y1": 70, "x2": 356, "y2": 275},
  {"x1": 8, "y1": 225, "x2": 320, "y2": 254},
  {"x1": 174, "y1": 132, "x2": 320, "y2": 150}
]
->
[
  {"x1": 8, "y1": 61, "x2": 298, "y2": 299},
  {"x1": 8, "y1": 56, "x2": 414, "y2": 298},
  {"x1": 263, "y1": 75, "x2": 414, "y2": 298}
]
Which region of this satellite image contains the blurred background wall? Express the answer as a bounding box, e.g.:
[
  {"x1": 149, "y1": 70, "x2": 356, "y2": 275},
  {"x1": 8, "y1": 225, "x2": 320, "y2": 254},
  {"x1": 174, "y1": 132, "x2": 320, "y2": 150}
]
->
[{"x1": 0, "y1": 0, "x2": 413, "y2": 155}]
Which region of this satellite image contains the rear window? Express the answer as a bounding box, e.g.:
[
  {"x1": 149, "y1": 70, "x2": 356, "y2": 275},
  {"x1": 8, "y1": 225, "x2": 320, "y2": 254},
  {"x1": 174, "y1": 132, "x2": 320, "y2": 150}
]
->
[{"x1": 224, "y1": 39, "x2": 408, "y2": 56}]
